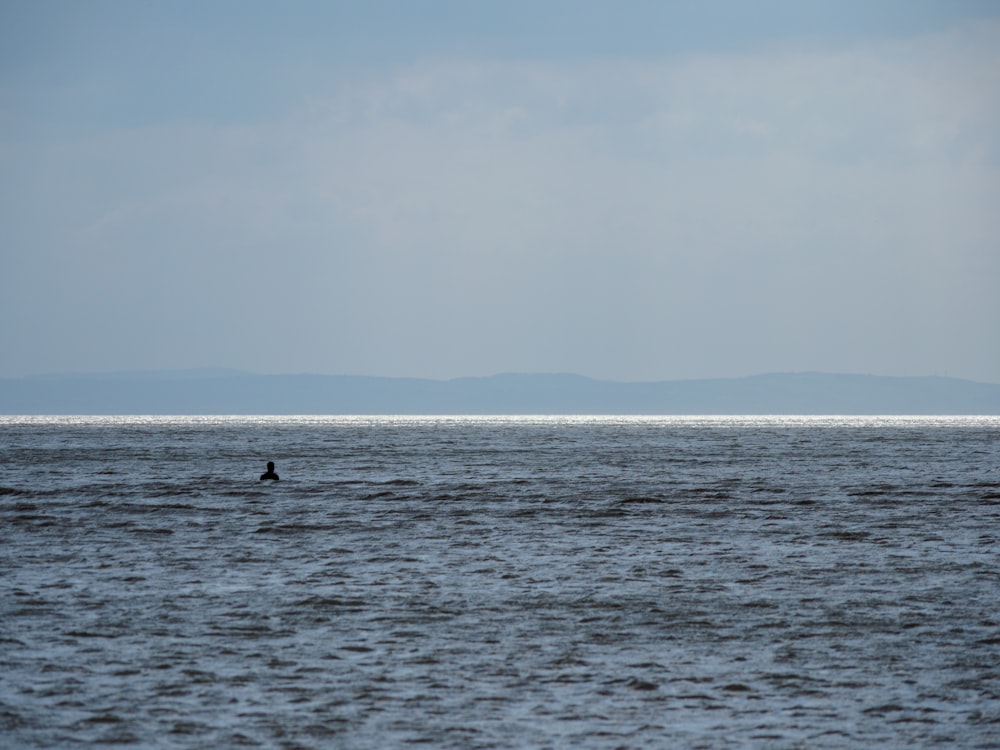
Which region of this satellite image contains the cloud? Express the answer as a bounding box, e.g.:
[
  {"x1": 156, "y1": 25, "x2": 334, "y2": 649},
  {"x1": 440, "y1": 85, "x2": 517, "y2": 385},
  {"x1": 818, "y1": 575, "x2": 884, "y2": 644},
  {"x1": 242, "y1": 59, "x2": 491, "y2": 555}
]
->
[{"x1": 2, "y1": 19, "x2": 998, "y2": 380}]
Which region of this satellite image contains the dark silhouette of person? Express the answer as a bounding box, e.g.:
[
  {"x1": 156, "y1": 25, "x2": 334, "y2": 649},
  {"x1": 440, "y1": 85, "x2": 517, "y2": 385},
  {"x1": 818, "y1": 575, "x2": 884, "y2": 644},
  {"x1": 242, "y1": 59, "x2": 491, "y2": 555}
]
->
[{"x1": 260, "y1": 461, "x2": 279, "y2": 481}]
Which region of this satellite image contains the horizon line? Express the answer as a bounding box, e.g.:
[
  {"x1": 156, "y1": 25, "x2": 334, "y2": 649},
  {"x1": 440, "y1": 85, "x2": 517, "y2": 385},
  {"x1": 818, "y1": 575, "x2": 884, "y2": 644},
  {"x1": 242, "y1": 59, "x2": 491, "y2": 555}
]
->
[{"x1": 7, "y1": 369, "x2": 1000, "y2": 387}]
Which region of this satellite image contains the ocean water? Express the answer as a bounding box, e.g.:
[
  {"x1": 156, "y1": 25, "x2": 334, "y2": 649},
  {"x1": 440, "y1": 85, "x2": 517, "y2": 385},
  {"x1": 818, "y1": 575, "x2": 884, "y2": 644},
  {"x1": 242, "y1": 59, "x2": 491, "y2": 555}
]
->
[{"x1": 1, "y1": 415, "x2": 999, "y2": 749}]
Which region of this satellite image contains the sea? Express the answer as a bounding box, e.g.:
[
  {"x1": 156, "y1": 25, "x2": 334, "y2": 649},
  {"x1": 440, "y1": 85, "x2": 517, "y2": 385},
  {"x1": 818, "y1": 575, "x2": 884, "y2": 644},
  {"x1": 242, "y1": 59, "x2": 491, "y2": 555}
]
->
[{"x1": 1, "y1": 415, "x2": 999, "y2": 749}]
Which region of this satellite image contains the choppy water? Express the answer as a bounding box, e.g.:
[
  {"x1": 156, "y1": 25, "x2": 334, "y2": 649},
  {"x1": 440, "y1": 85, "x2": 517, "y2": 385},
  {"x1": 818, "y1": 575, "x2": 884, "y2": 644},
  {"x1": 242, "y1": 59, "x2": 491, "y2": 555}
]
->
[{"x1": 1, "y1": 415, "x2": 999, "y2": 749}]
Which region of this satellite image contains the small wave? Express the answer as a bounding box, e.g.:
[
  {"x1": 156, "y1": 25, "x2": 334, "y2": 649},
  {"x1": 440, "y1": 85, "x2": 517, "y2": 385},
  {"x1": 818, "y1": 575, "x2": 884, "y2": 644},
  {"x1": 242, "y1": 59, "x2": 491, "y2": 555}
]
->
[
  {"x1": 292, "y1": 595, "x2": 367, "y2": 609},
  {"x1": 64, "y1": 630, "x2": 120, "y2": 639},
  {"x1": 8, "y1": 514, "x2": 59, "y2": 527},
  {"x1": 362, "y1": 490, "x2": 398, "y2": 500},
  {"x1": 253, "y1": 524, "x2": 337, "y2": 534}
]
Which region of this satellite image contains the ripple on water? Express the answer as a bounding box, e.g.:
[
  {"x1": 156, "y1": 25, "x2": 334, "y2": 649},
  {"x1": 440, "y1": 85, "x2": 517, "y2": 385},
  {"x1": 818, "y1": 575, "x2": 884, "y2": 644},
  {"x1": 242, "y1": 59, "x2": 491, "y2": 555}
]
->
[{"x1": 1, "y1": 416, "x2": 999, "y2": 748}]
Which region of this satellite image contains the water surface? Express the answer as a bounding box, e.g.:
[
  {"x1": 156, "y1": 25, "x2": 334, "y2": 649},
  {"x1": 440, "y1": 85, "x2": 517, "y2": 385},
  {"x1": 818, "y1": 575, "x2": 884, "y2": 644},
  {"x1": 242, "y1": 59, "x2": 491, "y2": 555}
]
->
[{"x1": 2, "y1": 416, "x2": 999, "y2": 748}]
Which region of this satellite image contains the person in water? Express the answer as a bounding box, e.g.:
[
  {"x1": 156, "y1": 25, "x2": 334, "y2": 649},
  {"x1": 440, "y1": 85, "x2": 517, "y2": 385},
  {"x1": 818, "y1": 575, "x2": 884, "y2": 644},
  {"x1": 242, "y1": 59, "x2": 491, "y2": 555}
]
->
[{"x1": 260, "y1": 461, "x2": 279, "y2": 481}]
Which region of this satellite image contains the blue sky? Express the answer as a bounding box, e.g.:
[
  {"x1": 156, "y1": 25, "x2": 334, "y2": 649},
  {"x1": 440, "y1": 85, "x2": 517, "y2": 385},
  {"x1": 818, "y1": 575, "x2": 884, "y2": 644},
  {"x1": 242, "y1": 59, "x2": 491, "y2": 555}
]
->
[{"x1": 2, "y1": 1, "x2": 998, "y2": 382}]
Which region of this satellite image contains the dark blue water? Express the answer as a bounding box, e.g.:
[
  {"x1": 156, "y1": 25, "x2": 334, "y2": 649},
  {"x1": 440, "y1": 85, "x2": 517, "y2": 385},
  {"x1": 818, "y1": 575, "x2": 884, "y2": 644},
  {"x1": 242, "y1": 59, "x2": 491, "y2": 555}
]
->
[{"x1": 2, "y1": 416, "x2": 999, "y2": 748}]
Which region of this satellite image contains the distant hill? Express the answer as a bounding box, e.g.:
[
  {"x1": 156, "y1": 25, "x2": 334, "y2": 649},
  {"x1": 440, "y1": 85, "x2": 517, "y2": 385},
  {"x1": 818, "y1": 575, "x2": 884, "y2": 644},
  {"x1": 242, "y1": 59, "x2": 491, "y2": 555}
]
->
[{"x1": 1, "y1": 371, "x2": 999, "y2": 415}]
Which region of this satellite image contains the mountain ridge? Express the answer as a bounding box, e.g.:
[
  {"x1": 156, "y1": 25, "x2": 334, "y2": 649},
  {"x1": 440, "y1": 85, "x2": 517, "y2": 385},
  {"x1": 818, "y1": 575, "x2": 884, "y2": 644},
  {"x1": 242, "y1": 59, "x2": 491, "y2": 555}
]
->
[{"x1": 2, "y1": 371, "x2": 998, "y2": 415}]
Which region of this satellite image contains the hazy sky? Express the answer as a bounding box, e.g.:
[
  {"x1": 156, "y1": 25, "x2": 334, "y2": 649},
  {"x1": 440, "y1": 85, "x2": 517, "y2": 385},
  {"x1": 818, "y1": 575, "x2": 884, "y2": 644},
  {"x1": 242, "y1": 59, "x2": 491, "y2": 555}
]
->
[{"x1": 2, "y1": 1, "x2": 998, "y2": 382}]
